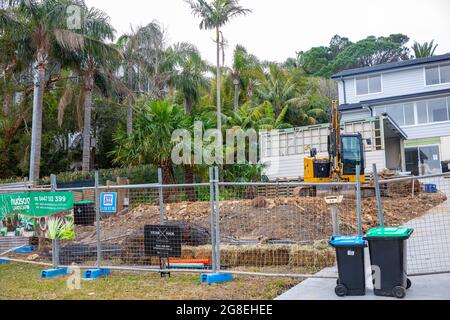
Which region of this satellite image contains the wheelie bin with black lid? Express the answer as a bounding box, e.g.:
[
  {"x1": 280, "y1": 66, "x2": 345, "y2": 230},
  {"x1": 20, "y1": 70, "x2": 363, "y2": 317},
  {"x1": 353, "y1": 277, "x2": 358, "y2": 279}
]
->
[
  {"x1": 365, "y1": 227, "x2": 414, "y2": 299},
  {"x1": 329, "y1": 236, "x2": 367, "y2": 297}
]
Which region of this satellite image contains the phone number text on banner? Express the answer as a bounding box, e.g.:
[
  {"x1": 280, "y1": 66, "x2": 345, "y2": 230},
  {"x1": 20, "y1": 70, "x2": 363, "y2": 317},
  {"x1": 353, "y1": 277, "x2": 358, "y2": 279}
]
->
[{"x1": 0, "y1": 192, "x2": 74, "y2": 219}]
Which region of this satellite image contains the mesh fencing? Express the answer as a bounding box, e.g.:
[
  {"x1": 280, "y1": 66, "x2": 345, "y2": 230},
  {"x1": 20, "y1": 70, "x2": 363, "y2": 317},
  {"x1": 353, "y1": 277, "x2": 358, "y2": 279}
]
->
[
  {"x1": 379, "y1": 175, "x2": 450, "y2": 275},
  {"x1": 215, "y1": 183, "x2": 359, "y2": 276},
  {"x1": 98, "y1": 184, "x2": 214, "y2": 271},
  {"x1": 1, "y1": 169, "x2": 450, "y2": 278}
]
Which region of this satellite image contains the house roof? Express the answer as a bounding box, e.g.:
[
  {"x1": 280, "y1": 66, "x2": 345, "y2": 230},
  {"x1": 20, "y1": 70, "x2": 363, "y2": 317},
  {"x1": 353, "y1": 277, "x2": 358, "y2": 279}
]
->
[
  {"x1": 339, "y1": 88, "x2": 450, "y2": 112},
  {"x1": 331, "y1": 53, "x2": 450, "y2": 79}
]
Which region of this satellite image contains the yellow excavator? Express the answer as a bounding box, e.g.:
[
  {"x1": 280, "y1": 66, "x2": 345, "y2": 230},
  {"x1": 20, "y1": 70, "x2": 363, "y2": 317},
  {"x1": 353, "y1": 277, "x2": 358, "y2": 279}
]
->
[{"x1": 304, "y1": 100, "x2": 366, "y2": 183}]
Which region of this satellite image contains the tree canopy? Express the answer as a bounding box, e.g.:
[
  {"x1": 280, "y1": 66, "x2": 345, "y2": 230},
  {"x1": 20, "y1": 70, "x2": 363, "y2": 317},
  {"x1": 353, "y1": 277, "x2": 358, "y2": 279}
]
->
[{"x1": 0, "y1": 0, "x2": 440, "y2": 182}]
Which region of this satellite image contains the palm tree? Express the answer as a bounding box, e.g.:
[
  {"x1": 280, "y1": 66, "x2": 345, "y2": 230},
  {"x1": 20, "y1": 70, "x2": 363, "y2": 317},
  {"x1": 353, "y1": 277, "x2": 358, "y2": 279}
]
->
[
  {"x1": 228, "y1": 45, "x2": 262, "y2": 112},
  {"x1": 185, "y1": 0, "x2": 251, "y2": 141},
  {"x1": 117, "y1": 21, "x2": 164, "y2": 135},
  {"x1": 56, "y1": 5, "x2": 121, "y2": 173},
  {"x1": 412, "y1": 40, "x2": 438, "y2": 58},
  {"x1": 134, "y1": 22, "x2": 168, "y2": 100},
  {"x1": 225, "y1": 101, "x2": 290, "y2": 131},
  {"x1": 111, "y1": 100, "x2": 189, "y2": 186},
  {"x1": 172, "y1": 42, "x2": 209, "y2": 115},
  {"x1": 10, "y1": 0, "x2": 77, "y2": 182},
  {"x1": 255, "y1": 64, "x2": 300, "y2": 117}
]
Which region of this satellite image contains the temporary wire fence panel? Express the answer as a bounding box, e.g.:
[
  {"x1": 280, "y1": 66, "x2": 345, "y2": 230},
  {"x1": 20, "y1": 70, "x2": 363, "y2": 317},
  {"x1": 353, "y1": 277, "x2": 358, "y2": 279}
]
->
[
  {"x1": 61, "y1": 184, "x2": 216, "y2": 271},
  {"x1": 58, "y1": 192, "x2": 99, "y2": 267},
  {"x1": 215, "y1": 182, "x2": 359, "y2": 277},
  {"x1": 3, "y1": 170, "x2": 449, "y2": 279},
  {"x1": 379, "y1": 175, "x2": 450, "y2": 275}
]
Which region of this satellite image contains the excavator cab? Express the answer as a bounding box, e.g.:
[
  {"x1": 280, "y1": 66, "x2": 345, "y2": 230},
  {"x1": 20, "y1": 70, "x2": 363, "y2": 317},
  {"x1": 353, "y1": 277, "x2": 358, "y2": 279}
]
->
[{"x1": 340, "y1": 134, "x2": 365, "y2": 178}]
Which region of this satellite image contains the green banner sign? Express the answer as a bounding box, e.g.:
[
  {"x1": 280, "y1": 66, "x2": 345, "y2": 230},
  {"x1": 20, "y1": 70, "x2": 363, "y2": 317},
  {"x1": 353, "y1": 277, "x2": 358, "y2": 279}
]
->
[{"x1": 0, "y1": 192, "x2": 74, "y2": 220}]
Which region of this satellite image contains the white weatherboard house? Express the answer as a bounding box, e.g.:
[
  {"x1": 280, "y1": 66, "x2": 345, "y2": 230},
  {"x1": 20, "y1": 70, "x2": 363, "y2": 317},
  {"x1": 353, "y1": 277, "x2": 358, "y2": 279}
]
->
[
  {"x1": 260, "y1": 53, "x2": 450, "y2": 180},
  {"x1": 333, "y1": 53, "x2": 450, "y2": 176}
]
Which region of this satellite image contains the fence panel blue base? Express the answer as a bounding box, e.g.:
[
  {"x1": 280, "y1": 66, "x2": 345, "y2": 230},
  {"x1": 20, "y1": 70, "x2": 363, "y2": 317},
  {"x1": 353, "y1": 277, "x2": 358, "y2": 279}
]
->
[
  {"x1": 41, "y1": 268, "x2": 69, "y2": 279},
  {"x1": 200, "y1": 273, "x2": 233, "y2": 285},
  {"x1": 0, "y1": 259, "x2": 10, "y2": 265},
  {"x1": 84, "y1": 269, "x2": 111, "y2": 280}
]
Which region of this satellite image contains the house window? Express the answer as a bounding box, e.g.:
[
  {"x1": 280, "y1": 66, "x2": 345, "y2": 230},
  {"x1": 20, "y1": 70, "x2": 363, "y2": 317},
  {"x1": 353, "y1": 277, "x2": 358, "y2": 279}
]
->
[
  {"x1": 374, "y1": 96, "x2": 450, "y2": 126},
  {"x1": 425, "y1": 67, "x2": 440, "y2": 85},
  {"x1": 426, "y1": 64, "x2": 450, "y2": 86},
  {"x1": 428, "y1": 99, "x2": 448, "y2": 123},
  {"x1": 356, "y1": 75, "x2": 382, "y2": 95},
  {"x1": 416, "y1": 101, "x2": 428, "y2": 124},
  {"x1": 386, "y1": 105, "x2": 405, "y2": 126},
  {"x1": 441, "y1": 64, "x2": 450, "y2": 84},
  {"x1": 404, "y1": 103, "x2": 415, "y2": 126}
]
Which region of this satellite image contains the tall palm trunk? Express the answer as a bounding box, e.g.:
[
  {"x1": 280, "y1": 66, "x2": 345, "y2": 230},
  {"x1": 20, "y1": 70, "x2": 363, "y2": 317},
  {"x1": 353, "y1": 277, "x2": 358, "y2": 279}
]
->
[
  {"x1": 183, "y1": 98, "x2": 196, "y2": 201},
  {"x1": 127, "y1": 62, "x2": 133, "y2": 136},
  {"x1": 234, "y1": 80, "x2": 239, "y2": 112},
  {"x1": 3, "y1": 93, "x2": 12, "y2": 115},
  {"x1": 161, "y1": 159, "x2": 176, "y2": 202},
  {"x1": 216, "y1": 27, "x2": 222, "y2": 146},
  {"x1": 3, "y1": 60, "x2": 16, "y2": 115},
  {"x1": 82, "y1": 70, "x2": 94, "y2": 173},
  {"x1": 29, "y1": 58, "x2": 46, "y2": 183},
  {"x1": 185, "y1": 96, "x2": 192, "y2": 115},
  {"x1": 184, "y1": 165, "x2": 196, "y2": 202}
]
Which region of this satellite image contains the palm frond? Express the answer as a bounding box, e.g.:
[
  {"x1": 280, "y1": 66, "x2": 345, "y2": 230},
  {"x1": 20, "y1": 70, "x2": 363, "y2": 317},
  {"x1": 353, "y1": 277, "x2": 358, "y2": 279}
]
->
[{"x1": 57, "y1": 85, "x2": 74, "y2": 127}]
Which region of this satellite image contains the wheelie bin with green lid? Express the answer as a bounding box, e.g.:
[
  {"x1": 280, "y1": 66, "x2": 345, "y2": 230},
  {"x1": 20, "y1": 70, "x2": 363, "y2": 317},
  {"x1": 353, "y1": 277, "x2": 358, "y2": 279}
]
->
[
  {"x1": 329, "y1": 236, "x2": 367, "y2": 297},
  {"x1": 365, "y1": 227, "x2": 414, "y2": 299}
]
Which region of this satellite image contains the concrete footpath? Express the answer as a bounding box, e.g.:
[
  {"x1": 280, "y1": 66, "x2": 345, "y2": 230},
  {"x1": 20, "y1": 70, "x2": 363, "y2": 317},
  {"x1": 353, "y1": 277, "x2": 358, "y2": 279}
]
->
[{"x1": 276, "y1": 266, "x2": 450, "y2": 300}]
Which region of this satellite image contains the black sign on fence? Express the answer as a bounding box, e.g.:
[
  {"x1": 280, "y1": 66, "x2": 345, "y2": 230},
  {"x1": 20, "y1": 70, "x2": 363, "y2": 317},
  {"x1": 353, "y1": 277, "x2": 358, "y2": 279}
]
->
[{"x1": 144, "y1": 225, "x2": 182, "y2": 258}]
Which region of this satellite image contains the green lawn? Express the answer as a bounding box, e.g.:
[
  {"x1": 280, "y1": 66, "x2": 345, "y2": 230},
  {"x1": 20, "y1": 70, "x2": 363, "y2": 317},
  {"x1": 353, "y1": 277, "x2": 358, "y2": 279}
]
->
[{"x1": 0, "y1": 263, "x2": 298, "y2": 300}]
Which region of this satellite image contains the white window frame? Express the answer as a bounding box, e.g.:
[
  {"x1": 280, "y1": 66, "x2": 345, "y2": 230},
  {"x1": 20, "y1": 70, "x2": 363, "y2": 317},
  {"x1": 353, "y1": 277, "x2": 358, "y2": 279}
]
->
[
  {"x1": 355, "y1": 74, "x2": 383, "y2": 97},
  {"x1": 374, "y1": 95, "x2": 450, "y2": 128},
  {"x1": 424, "y1": 63, "x2": 450, "y2": 87}
]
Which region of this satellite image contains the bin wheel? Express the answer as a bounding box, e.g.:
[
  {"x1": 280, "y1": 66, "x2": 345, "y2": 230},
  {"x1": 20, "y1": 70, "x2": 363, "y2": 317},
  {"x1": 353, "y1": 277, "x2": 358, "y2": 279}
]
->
[
  {"x1": 392, "y1": 286, "x2": 406, "y2": 299},
  {"x1": 335, "y1": 284, "x2": 348, "y2": 297},
  {"x1": 406, "y1": 279, "x2": 412, "y2": 290}
]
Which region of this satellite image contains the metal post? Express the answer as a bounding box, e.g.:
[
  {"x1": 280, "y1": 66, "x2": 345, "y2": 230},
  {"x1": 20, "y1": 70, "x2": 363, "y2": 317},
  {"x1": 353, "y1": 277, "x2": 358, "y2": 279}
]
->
[
  {"x1": 158, "y1": 168, "x2": 164, "y2": 225},
  {"x1": 372, "y1": 164, "x2": 385, "y2": 227},
  {"x1": 209, "y1": 168, "x2": 217, "y2": 273},
  {"x1": 356, "y1": 165, "x2": 363, "y2": 237},
  {"x1": 50, "y1": 174, "x2": 59, "y2": 268},
  {"x1": 95, "y1": 171, "x2": 101, "y2": 268},
  {"x1": 331, "y1": 205, "x2": 340, "y2": 236},
  {"x1": 214, "y1": 167, "x2": 221, "y2": 272}
]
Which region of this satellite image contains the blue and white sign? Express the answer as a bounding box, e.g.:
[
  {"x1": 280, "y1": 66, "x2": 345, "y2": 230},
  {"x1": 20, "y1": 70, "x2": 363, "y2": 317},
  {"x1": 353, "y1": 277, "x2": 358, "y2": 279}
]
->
[{"x1": 100, "y1": 192, "x2": 117, "y2": 214}]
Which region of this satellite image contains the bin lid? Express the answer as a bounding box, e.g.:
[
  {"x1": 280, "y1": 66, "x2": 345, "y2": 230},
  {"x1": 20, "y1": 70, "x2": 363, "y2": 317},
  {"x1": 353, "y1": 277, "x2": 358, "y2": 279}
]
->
[
  {"x1": 329, "y1": 236, "x2": 366, "y2": 247},
  {"x1": 366, "y1": 227, "x2": 414, "y2": 239}
]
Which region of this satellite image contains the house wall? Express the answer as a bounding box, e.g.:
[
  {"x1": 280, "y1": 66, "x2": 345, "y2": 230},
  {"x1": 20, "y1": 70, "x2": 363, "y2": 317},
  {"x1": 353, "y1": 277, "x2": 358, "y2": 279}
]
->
[
  {"x1": 441, "y1": 136, "x2": 450, "y2": 162},
  {"x1": 385, "y1": 137, "x2": 402, "y2": 170},
  {"x1": 402, "y1": 122, "x2": 450, "y2": 140},
  {"x1": 260, "y1": 118, "x2": 390, "y2": 180},
  {"x1": 341, "y1": 109, "x2": 372, "y2": 122},
  {"x1": 339, "y1": 65, "x2": 450, "y2": 105}
]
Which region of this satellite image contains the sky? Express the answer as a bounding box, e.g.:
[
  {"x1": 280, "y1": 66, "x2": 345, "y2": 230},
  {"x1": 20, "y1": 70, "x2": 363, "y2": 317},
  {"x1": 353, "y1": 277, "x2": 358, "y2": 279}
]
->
[{"x1": 85, "y1": 0, "x2": 450, "y2": 66}]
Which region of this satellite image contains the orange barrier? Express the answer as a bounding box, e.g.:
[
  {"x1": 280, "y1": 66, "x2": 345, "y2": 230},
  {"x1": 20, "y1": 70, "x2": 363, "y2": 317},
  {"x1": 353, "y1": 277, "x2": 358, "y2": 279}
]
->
[{"x1": 168, "y1": 258, "x2": 211, "y2": 265}]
